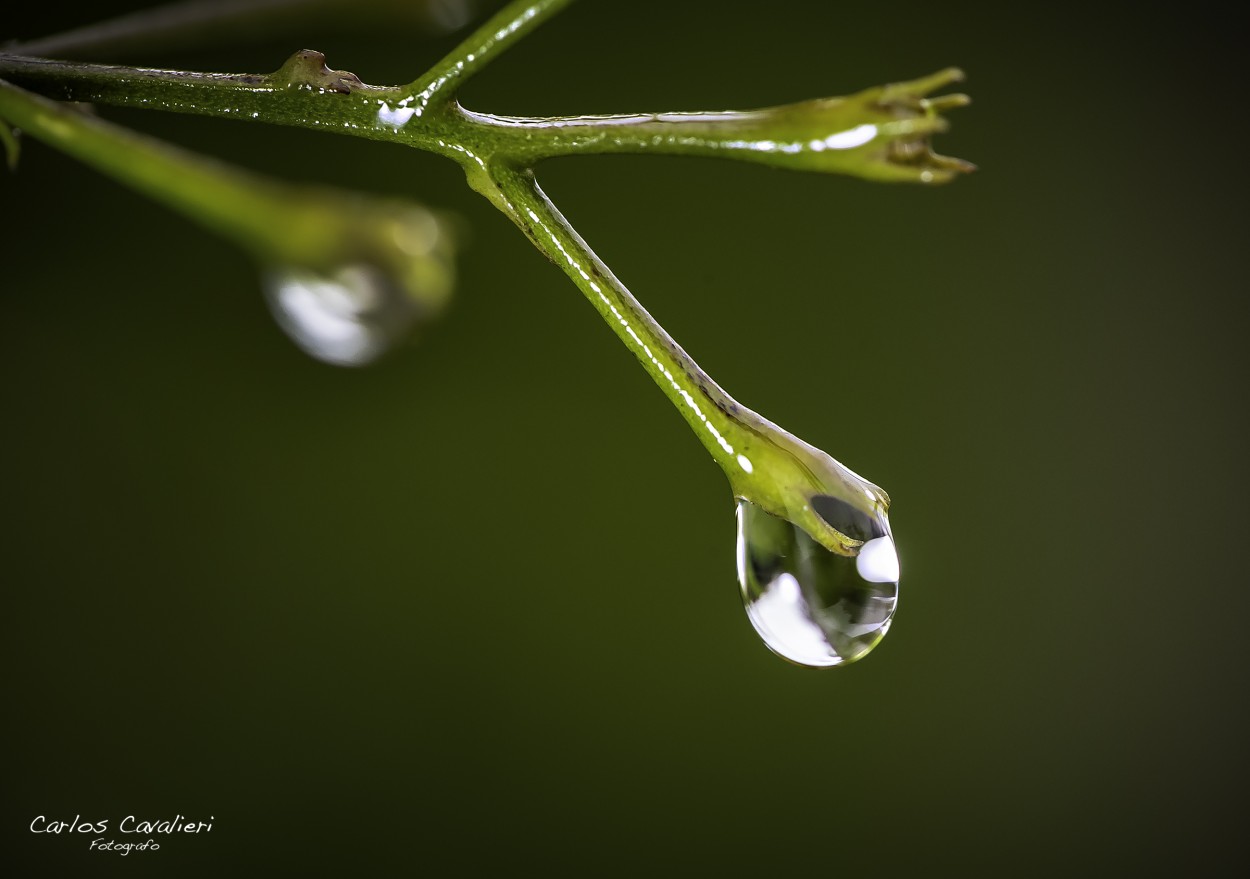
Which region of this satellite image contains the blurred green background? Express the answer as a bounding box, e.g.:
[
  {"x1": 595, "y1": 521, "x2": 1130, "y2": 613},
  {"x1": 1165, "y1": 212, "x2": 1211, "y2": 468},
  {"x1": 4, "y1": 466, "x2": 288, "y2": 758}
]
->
[{"x1": 3, "y1": 0, "x2": 1245, "y2": 874}]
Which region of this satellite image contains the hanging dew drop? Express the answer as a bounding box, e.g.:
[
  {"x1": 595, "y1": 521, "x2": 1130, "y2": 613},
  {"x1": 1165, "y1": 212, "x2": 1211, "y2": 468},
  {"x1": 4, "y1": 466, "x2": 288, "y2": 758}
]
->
[
  {"x1": 736, "y1": 495, "x2": 899, "y2": 668},
  {"x1": 264, "y1": 263, "x2": 422, "y2": 366},
  {"x1": 262, "y1": 202, "x2": 455, "y2": 367}
]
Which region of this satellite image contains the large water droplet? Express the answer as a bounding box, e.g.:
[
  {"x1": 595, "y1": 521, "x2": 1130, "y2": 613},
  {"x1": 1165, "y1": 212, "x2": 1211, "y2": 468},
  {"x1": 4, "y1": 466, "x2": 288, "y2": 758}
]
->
[{"x1": 736, "y1": 498, "x2": 899, "y2": 667}]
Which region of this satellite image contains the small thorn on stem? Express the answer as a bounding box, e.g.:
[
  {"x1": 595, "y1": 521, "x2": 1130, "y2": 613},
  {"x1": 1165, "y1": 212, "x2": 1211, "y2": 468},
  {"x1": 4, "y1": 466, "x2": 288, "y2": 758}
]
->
[{"x1": 276, "y1": 49, "x2": 363, "y2": 95}]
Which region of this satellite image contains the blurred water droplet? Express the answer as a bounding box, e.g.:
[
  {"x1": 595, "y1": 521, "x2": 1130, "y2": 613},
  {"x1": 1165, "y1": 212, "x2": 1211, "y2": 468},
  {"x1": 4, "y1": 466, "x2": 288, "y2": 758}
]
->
[
  {"x1": 737, "y1": 497, "x2": 898, "y2": 667},
  {"x1": 264, "y1": 263, "x2": 425, "y2": 366},
  {"x1": 262, "y1": 201, "x2": 455, "y2": 367},
  {"x1": 432, "y1": 0, "x2": 471, "y2": 31}
]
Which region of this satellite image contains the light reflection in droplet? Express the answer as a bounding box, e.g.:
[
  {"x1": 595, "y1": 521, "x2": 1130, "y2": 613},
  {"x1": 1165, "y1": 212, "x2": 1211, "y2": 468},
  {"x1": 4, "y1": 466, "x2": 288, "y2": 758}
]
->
[
  {"x1": 427, "y1": 0, "x2": 472, "y2": 32},
  {"x1": 856, "y1": 536, "x2": 900, "y2": 583},
  {"x1": 265, "y1": 264, "x2": 415, "y2": 366},
  {"x1": 737, "y1": 499, "x2": 898, "y2": 668}
]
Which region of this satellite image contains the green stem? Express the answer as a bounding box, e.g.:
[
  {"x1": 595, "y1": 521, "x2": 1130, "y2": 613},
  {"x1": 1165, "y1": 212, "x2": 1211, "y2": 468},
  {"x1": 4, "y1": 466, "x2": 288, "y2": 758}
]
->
[
  {"x1": 0, "y1": 0, "x2": 574, "y2": 124},
  {"x1": 459, "y1": 94, "x2": 971, "y2": 183},
  {"x1": 0, "y1": 51, "x2": 431, "y2": 143},
  {"x1": 0, "y1": 0, "x2": 581, "y2": 166},
  {"x1": 0, "y1": 77, "x2": 454, "y2": 310},
  {"x1": 0, "y1": 76, "x2": 296, "y2": 254},
  {"x1": 0, "y1": 0, "x2": 949, "y2": 545},
  {"x1": 480, "y1": 164, "x2": 882, "y2": 554},
  {"x1": 486, "y1": 163, "x2": 746, "y2": 459},
  {"x1": 463, "y1": 108, "x2": 789, "y2": 160},
  {"x1": 454, "y1": 67, "x2": 973, "y2": 183},
  {"x1": 0, "y1": 49, "x2": 969, "y2": 183},
  {"x1": 401, "y1": 0, "x2": 575, "y2": 112},
  {"x1": 0, "y1": 121, "x2": 18, "y2": 169}
]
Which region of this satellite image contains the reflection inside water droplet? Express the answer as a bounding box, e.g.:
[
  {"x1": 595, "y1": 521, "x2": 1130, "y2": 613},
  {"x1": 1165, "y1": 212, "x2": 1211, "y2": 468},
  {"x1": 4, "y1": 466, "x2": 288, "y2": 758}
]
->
[
  {"x1": 737, "y1": 499, "x2": 898, "y2": 668},
  {"x1": 425, "y1": 0, "x2": 472, "y2": 32},
  {"x1": 264, "y1": 264, "x2": 426, "y2": 367}
]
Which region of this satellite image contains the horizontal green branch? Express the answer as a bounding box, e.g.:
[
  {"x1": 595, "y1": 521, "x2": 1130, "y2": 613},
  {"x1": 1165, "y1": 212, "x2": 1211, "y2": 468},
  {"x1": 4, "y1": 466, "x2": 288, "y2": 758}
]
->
[
  {"x1": 0, "y1": 51, "x2": 971, "y2": 185},
  {"x1": 0, "y1": 0, "x2": 576, "y2": 165},
  {"x1": 0, "y1": 51, "x2": 454, "y2": 147},
  {"x1": 459, "y1": 74, "x2": 971, "y2": 182}
]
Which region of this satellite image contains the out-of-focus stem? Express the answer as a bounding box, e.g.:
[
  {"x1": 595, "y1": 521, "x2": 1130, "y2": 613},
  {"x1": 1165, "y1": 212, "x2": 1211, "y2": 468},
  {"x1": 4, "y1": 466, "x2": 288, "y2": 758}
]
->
[
  {"x1": 5, "y1": 0, "x2": 483, "y2": 59},
  {"x1": 0, "y1": 76, "x2": 453, "y2": 311}
]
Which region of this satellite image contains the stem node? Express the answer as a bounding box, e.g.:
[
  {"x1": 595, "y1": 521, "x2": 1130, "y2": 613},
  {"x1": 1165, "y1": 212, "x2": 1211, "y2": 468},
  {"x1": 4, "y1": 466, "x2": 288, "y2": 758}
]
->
[{"x1": 276, "y1": 49, "x2": 363, "y2": 96}]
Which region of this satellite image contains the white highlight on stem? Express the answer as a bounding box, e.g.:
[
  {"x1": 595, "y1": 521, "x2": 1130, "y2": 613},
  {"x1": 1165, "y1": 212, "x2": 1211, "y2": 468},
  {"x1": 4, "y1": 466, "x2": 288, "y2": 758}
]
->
[
  {"x1": 376, "y1": 102, "x2": 415, "y2": 128},
  {"x1": 816, "y1": 123, "x2": 878, "y2": 151},
  {"x1": 523, "y1": 203, "x2": 737, "y2": 460},
  {"x1": 721, "y1": 125, "x2": 876, "y2": 156}
]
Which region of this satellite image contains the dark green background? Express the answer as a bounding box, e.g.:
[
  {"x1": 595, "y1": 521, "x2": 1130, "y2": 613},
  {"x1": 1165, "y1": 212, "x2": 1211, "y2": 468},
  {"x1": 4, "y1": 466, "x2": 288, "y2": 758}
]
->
[{"x1": 3, "y1": 0, "x2": 1245, "y2": 874}]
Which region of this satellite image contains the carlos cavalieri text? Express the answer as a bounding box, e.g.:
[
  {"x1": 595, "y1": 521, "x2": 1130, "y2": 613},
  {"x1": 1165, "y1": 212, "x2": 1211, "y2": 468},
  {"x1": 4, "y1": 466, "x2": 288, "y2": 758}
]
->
[{"x1": 30, "y1": 814, "x2": 214, "y2": 854}]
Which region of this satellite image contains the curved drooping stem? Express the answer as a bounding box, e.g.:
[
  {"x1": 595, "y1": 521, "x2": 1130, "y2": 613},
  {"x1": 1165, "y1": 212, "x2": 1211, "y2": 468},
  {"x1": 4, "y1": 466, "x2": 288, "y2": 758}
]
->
[
  {"x1": 0, "y1": 0, "x2": 952, "y2": 550},
  {"x1": 484, "y1": 163, "x2": 746, "y2": 457},
  {"x1": 479, "y1": 164, "x2": 890, "y2": 555}
]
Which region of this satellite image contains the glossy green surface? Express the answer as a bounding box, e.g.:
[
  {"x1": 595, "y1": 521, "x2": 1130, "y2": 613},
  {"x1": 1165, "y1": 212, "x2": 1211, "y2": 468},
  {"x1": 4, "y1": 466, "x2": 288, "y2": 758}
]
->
[
  {"x1": 0, "y1": 78, "x2": 456, "y2": 355},
  {"x1": 2, "y1": 0, "x2": 1244, "y2": 874},
  {"x1": 0, "y1": 0, "x2": 969, "y2": 560}
]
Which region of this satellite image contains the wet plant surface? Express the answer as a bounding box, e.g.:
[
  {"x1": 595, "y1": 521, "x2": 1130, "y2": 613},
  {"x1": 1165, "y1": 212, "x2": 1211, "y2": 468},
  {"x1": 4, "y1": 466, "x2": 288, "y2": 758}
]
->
[{"x1": 1, "y1": 0, "x2": 1246, "y2": 875}]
